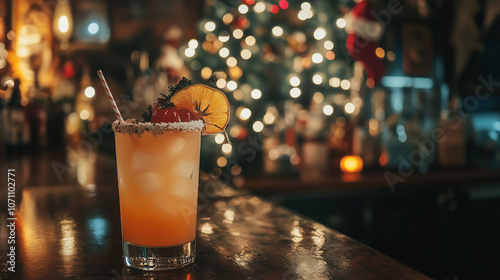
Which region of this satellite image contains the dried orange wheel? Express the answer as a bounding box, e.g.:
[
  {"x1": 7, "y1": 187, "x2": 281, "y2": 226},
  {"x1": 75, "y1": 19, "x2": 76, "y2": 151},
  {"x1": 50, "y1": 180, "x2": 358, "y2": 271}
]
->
[{"x1": 170, "y1": 84, "x2": 230, "y2": 134}]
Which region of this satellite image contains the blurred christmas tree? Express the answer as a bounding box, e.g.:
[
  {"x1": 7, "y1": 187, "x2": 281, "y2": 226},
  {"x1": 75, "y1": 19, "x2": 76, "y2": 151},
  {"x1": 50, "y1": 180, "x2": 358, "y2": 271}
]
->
[{"x1": 184, "y1": 0, "x2": 359, "y2": 174}]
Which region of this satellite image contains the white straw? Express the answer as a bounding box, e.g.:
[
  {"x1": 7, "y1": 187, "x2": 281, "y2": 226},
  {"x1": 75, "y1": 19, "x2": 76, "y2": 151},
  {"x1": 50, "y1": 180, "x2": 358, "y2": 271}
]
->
[{"x1": 97, "y1": 70, "x2": 124, "y2": 123}]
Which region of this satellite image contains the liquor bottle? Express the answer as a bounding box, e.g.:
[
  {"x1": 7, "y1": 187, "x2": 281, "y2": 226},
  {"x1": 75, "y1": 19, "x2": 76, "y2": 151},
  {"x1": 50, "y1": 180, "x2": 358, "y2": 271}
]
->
[
  {"x1": 5, "y1": 79, "x2": 27, "y2": 153},
  {"x1": 24, "y1": 87, "x2": 48, "y2": 149},
  {"x1": 438, "y1": 97, "x2": 465, "y2": 167}
]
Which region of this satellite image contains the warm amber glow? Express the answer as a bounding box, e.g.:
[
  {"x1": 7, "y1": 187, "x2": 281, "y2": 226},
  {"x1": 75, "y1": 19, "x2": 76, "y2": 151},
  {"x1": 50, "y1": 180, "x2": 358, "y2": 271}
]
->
[
  {"x1": 375, "y1": 47, "x2": 385, "y2": 59},
  {"x1": 223, "y1": 13, "x2": 234, "y2": 25},
  {"x1": 340, "y1": 155, "x2": 363, "y2": 173},
  {"x1": 217, "y1": 157, "x2": 227, "y2": 167},
  {"x1": 53, "y1": 0, "x2": 73, "y2": 41},
  {"x1": 386, "y1": 51, "x2": 396, "y2": 61},
  {"x1": 201, "y1": 67, "x2": 212, "y2": 79},
  {"x1": 230, "y1": 126, "x2": 241, "y2": 138},
  {"x1": 201, "y1": 222, "x2": 214, "y2": 234},
  {"x1": 229, "y1": 66, "x2": 243, "y2": 80},
  {"x1": 326, "y1": 51, "x2": 335, "y2": 60},
  {"x1": 379, "y1": 154, "x2": 388, "y2": 166}
]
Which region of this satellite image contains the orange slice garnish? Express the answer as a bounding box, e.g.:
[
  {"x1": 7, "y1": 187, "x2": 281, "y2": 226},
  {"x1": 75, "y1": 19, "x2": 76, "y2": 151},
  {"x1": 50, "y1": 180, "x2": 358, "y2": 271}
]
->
[{"x1": 170, "y1": 84, "x2": 230, "y2": 134}]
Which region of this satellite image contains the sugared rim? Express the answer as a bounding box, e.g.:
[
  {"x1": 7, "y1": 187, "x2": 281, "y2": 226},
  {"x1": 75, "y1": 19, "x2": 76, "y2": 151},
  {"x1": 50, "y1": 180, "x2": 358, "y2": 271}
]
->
[{"x1": 112, "y1": 119, "x2": 204, "y2": 136}]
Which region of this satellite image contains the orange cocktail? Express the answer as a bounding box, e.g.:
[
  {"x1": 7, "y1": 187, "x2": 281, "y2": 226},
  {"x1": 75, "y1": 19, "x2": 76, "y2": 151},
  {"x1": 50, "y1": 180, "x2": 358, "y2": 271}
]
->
[
  {"x1": 112, "y1": 77, "x2": 229, "y2": 271},
  {"x1": 113, "y1": 120, "x2": 203, "y2": 270},
  {"x1": 115, "y1": 124, "x2": 202, "y2": 246}
]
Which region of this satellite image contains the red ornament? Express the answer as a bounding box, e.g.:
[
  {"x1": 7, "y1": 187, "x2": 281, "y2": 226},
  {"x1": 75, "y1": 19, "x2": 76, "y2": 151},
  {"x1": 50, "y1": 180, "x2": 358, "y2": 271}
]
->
[
  {"x1": 237, "y1": 127, "x2": 248, "y2": 140},
  {"x1": 63, "y1": 61, "x2": 75, "y2": 79},
  {"x1": 232, "y1": 16, "x2": 249, "y2": 29},
  {"x1": 151, "y1": 108, "x2": 198, "y2": 123},
  {"x1": 279, "y1": 0, "x2": 289, "y2": 9},
  {"x1": 270, "y1": 5, "x2": 279, "y2": 14},
  {"x1": 243, "y1": 0, "x2": 254, "y2": 5}
]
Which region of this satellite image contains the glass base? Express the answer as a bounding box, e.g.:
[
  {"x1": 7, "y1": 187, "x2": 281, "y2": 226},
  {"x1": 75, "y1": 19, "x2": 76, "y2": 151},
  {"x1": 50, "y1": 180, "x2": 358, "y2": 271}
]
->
[{"x1": 123, "y1": 239, "x2": 195, "y2": 271}]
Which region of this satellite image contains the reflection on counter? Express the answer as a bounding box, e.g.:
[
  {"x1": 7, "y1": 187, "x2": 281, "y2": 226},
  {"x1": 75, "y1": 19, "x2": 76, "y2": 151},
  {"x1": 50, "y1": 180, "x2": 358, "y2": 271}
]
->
[{"x1": 15, "y1": 184, "x2": 120, "y2": 280}]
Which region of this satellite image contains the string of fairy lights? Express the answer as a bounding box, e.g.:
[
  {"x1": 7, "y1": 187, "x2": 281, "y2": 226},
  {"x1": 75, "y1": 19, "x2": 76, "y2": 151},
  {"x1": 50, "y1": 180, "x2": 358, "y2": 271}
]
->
[{"x1": 180, "y1": 0, "x2": 394, "y2": 170}]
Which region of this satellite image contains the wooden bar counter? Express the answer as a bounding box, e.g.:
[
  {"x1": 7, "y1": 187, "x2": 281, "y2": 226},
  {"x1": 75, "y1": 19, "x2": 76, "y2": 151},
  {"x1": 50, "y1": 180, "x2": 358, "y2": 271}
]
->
[{"x1": 0, "y1": 150, "x2": 431, "y2": 279}]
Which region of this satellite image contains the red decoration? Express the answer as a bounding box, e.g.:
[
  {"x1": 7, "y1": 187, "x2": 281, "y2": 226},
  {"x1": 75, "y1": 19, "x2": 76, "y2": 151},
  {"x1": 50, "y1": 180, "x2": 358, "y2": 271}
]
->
[
  {"x1": 63, "y1": 61, "x2": 75, "y2": 79},
  {"x1": 151, "y1": 108, "x2": 198, "y2": 123},
  {"x1": 232, "y1": 16, "x2": 249, "y2": 29},
  {"x1": 270, "y1": 5, "x2": 279, "y2": 14},
  {"x1": 345, "y1": 0, "x2": 386, "y2": 84},
  {"x1": 279, "y1": 0, "x2": 289, "y2": 9},
  {"x1": 285, "y1": 128, "x2": 295, "y2": 147},
  {"x1": 237, "y1": 127, "x2": 248, "y2": 140},
  {"x1": 243, "y1": 0, "x2": 254, "y2": 5}
]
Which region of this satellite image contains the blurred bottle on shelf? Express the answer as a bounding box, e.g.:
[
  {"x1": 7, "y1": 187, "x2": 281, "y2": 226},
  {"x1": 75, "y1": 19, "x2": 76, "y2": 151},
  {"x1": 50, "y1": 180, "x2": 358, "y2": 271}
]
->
[
  {"x1": 438, "y1": 96, "x2": 466, "y2": 167},
  {"x1": 5, "y1": 79, "x2": 29, "y2": 153},
  {"x1": 407, "y1": 89, "x2": 440, "y2": 172},
  {"x1": 353, "y1": 124, "x2": 379, "y2": 168},
  {"x1": 49, "y1": 64, "x2": 76, "y2": 148},
  {"x1": 262, "y1": 101, "x2": 297, "y2": 176},
  {"x1": 131, "y1": 51, "x2": 156, "y2": 109},
  {"x1": 379, "y1": 86, "x2": 443, "y2": 172},
  {"x1": 380, "y1": 113, "x2": 412, "y2": 169},
  {"x1": 300, "y1": 101, "x2": 330, "y2": 181},
  {"x1": 24, "y1": 87, "x2": 48, "y2": 149},
  {"x1": 262, "y1": 134, "x2": 280, "y2": 175},
  {"x1": 328, "y1": 116, "x2": 352, "y2": 170},
  {"x1": 354, "y1": 88, "x2": 386, "y2": 168}
]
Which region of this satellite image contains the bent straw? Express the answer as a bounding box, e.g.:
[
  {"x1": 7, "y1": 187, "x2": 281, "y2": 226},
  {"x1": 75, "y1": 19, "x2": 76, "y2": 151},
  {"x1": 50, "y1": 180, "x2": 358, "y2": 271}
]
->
[{"x1": 97, "y1": 70, "x2": 124, "y2": 123}]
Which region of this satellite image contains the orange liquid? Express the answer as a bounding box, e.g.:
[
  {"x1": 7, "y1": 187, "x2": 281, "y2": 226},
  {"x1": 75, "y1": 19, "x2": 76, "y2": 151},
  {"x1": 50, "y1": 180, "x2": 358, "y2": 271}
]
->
[{"x1": 115, "y1": 130, "x2": 200, "y2": 247}]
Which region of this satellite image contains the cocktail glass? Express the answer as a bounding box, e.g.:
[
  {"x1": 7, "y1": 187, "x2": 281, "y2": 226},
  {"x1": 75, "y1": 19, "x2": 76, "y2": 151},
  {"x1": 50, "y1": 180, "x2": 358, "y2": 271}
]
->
[{"x1": 113, "y1": 120, "x2": 203, "y2": 270}]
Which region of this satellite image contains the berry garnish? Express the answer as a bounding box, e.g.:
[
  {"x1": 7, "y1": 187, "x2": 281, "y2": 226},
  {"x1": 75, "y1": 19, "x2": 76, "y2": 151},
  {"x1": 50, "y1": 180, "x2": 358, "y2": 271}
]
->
[{"x1": 151, "y1": 108, "x2": 198, "y2": 123}]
